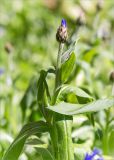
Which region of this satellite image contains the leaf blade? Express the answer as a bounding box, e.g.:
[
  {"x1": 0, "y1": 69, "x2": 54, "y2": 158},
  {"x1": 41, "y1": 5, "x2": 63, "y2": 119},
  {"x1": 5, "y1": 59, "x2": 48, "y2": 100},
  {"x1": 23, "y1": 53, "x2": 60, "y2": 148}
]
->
[
  {"x1": 61, "y1": 52, "x2": 76, "y2": 83},
  {"x1": 2, "y1": 121, "x2": 48, "y2": 160},
  {"x1": 48, "y1": 99, "x2": 114, "y2": 115}
]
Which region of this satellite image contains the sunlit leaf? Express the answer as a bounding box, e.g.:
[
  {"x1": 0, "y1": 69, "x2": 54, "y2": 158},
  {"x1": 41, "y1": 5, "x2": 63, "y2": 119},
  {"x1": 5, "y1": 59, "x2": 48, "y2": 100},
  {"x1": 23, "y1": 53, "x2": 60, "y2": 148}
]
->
[
  {"x1": 48, "y1": 99, "x2": 114, "y2": 115},
  {"x1": 61, "y1": 52, "x2": 76, "y2": 83},
  {"x1": 57, "y1": 85, "x2": 93, "y2": 104}
]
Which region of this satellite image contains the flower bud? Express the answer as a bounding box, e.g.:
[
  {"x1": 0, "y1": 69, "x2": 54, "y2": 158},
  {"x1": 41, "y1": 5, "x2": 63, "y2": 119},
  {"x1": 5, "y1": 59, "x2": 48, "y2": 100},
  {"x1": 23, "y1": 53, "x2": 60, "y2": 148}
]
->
[
  {"x1": 56, "y1": 19, "x2": 68, "y2": 43},
  {"x1": 109, "y1": 71, "x2": 114, "y2": 83},
  {"x1": 76, "y1": 10, "x2": 86, "y2": 26},
  {"x1": 96, "y1": 0, "x2": 104, "y2": 11},
  {"x1": 4, "y1": 42, "x2": 13, "y2": 54},
  {"x1": 97, "y1": 21, "x2": 110, "y2": 41}
]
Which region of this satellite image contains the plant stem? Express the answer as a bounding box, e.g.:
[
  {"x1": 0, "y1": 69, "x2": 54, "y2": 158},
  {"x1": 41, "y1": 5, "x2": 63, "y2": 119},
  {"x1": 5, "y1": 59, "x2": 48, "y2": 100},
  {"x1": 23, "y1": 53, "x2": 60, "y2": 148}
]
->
[
  {"x1": 50, "y1": 114, "x2": 74, "y2": 160},
  {"x1": 102, "y1": 111, "x2": 109, "y2": 154},
  {"x1": 50, "y1": 42, "x2": 74, "y2": 160},
  {"x1": 55, "y1": 43, "x2": 64, "y2": 89},
  {"x1": 112, "y1": 82, "x2": 114, "y2": 96}
]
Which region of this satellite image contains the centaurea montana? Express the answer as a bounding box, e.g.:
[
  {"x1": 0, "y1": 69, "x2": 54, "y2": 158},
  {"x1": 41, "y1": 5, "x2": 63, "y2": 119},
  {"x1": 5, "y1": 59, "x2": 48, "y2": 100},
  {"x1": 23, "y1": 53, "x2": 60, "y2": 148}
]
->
[{"x1": 56, "y1": 19, "x2": 68, "y2": 43}]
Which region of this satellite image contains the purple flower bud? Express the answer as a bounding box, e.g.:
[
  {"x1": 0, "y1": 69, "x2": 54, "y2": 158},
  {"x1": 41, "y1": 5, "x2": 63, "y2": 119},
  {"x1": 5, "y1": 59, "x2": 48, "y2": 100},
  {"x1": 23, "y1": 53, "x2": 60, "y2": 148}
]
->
[
  {"x1": 56, "y1": 19, "x2": 68, "y2": 43},
  {"x1": 61, "y1": 19, "x2": 67, "y2": 27}
]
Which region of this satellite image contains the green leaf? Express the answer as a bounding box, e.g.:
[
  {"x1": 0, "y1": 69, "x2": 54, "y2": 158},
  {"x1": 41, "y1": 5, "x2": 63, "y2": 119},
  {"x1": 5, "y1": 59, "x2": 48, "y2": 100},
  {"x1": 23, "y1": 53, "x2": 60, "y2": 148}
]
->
[
  {"x1": 2, "y1": 121, "x2": 48, "y2": 160},
  {"x1": 48, "y1": 99, "x2": 114, "y2": 115},
  {"x1": 61, "y1": 52, "x2": 76, "y2": 83},
  {"x1": 37, "y1": 67, "x2": 55, "y2": 108},
  {"x1": 51, "y1": 85, "x2": 93, "y2": 105},
  {"x1": 87, "y1": 113, "x2": 95, "y2": 126},
  {"x1": 35, "y1": 147, "x2": 54, "y2": 160},
  {"x1": 37, "y1": 70, "x2": 51, "y2": 119},
  {"x1": 20, "y1": 76, "x2": 38, "y2": 119},
  {"x1": 61, "y1": 42, "x2": 76, "y2": 63},
  {"x1": 57, "y1": 85, "x2": 93, "y2": 104},
  {"x1": 37, "y1": 70, "x2": 47, "y2": 106},
  {"x1": 48, "y1": 102, "x2": 82, "y2": 115},
  {"x1": 26, "y1": 137, "x2": 45, "y2": 145},
  {"x1": 83, "y1": 48, "x2": 98, "y2": 63},
  {"x1": 26, "y1": 136, "x2": 48, "y2": 149},
  {"x1": 37, "y1": 68, "x2": 55, "y2": 121}
]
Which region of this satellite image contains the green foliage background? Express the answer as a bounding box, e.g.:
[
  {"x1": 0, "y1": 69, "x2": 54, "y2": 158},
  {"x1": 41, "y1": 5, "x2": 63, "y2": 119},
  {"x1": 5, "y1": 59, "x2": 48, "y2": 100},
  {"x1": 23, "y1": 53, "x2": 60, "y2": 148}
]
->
[{"x1": 0, "y1": 0, "x2": 114, "y2": 159}]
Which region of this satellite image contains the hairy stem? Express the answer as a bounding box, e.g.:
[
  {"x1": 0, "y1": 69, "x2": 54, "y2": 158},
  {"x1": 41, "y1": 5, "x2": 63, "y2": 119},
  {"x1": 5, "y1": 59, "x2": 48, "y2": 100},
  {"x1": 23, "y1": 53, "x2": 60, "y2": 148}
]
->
[
  {"x1": 55, "y1": 43, "x2": 64, "y2": 89},
  {"x1": 50, "y1": 114, "x2": 74, "y2": 160},
  {"x1": 50, "y1": 42, "x2": 74, "y2": 160}
]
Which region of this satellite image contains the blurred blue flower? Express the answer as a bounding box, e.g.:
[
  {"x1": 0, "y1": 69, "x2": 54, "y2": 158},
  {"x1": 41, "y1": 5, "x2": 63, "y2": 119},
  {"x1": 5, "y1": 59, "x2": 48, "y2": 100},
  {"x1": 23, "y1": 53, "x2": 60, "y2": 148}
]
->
[
  {"x1": 61, "y1": 19, "x2": 67, "y2": 27},
  {"x1": 0, "y1": 68, "x2": 4, "y2": 76},
  {"x1": 84, "y1": 148, "x2": 104, "y2": 160}
]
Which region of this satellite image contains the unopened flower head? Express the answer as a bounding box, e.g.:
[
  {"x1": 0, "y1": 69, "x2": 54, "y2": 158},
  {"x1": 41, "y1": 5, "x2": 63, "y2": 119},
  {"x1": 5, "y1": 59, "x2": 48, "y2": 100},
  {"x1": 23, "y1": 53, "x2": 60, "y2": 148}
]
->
[
  {"x1": 76, "y1": 10, "x2": 86, "y2": 26},
  {"x1": 96, "y1": 0, "x2": 104, "y2": 11},
  {"x1": 84, "y1": 148, "x2": 103, "y2": 160},
  {"x1": 4, "y1": 42, "x2": 13, "y2": 54},
  {"x1": 109, "y1": 70, "x2": 114, "y2": 83},
  {"x1": 56, "y1": 19, "x2": 68, "y2": 43}
]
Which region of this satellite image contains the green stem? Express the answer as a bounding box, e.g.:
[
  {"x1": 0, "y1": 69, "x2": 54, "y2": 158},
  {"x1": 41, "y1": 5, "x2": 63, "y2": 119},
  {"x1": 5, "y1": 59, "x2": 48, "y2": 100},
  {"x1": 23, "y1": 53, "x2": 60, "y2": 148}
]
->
[
  {"x1": 112, "y1": 82, "x2": 114, "y2": 96},
  {"x1": 103, "y1": 131, "x2": 108, "y2": 154},
  {"x1": 50, "y1": 42, "x2": 74, "y2": 160},
  {"x1": 102, "y1": 111, "x2": 109, "y2": 154},
  {"x1": 50, "y1": 114, "x2": 74, "y2": 160},
  {"x1": 55, "y1": 43, "x2": 64, "y2": 89}
]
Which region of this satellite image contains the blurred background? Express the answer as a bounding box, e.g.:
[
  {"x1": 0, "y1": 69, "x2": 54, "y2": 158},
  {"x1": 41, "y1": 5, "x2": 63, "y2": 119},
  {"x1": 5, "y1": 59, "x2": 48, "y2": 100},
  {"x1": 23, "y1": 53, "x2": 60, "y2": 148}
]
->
[{"x1": 0, "y1": 0, "x2": 114, "y2": 159}]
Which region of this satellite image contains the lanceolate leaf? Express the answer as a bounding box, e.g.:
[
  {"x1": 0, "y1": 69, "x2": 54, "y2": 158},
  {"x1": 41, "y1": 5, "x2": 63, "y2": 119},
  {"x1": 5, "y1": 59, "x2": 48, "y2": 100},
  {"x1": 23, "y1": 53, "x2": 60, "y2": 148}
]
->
[
  {"x1": 51, "y1": 85, "x2": 93, "y2": 105},
  {"x1": 37, "y1": 70, "x2": 47, "y2": 108},
  {"x1": 20, "y1": 76, "x2": 38, "y2": 119},
  {"x1": 37, "y1": 67, "x2": 55, "y2": 106},
  {"x1": 61, "y1": 52, "x2": 76, "y2": 83},
  {"x1": 61, "y1": 42, "x2": 76, "y2": 63},
  {"x1": 58, "y1": 85, "x2": 93, "y2": 103},
  {"x1": 26, "y1": 137, "x2": 45, "y2": 145},
  {"x1": 37, "y1": 70, "x2": 51, "y2": 119},
  {"x1": 48, "y1": 102, "x2": 82, "y2": 115},
  {"x1": 2, "y1": 121, "x2": 48, "y2": 160},
  {"x1": 48, "y1": 99, "x2": 114, "y2": 115}
]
